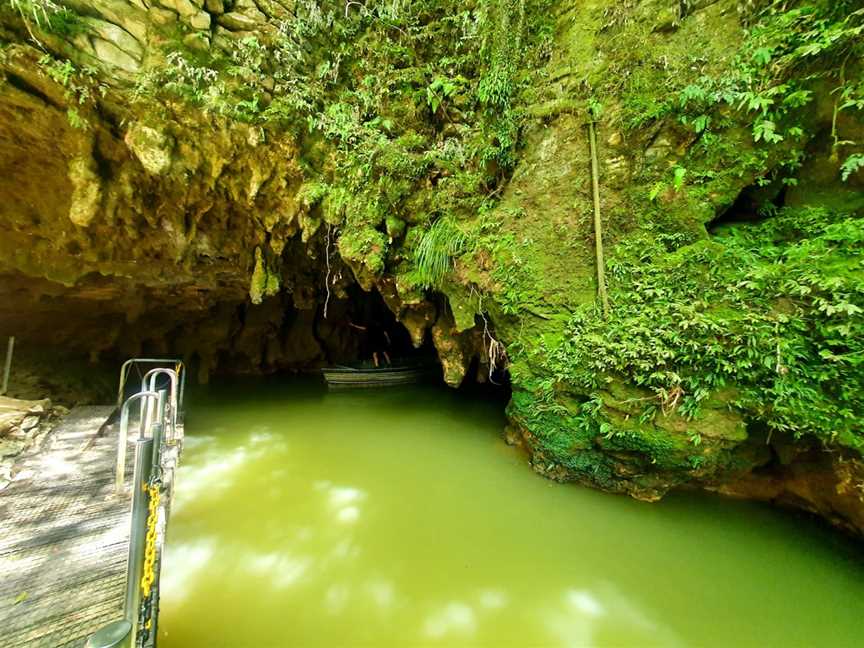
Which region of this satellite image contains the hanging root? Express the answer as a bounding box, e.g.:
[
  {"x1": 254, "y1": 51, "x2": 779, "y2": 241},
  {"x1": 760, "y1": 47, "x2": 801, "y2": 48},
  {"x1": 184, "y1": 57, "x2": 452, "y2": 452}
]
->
[
  {"x1": 475, "y1": 290, "x2": 508, "y2": 384},
  {"x1": 486, "y1": 331, "x2": 508, "y2": 383},
  {"x1": 660, "y1": 385, "x2": 684, "y2": 416},
  {"x1": 324, "y1": 224, "x2": 332, "y2": 320}
]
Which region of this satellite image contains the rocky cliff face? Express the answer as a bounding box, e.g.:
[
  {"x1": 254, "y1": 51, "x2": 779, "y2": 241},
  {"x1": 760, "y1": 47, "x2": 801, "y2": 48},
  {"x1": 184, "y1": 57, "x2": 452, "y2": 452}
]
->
[{"x1": 0, "y1": 0, "x2": 862, "y2": 535}]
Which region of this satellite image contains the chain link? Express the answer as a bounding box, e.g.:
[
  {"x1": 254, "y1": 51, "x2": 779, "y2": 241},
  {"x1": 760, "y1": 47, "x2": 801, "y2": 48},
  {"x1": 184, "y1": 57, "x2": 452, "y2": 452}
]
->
[{"x1": 139, "y1": 481, "x2": 161, "y2": 640}]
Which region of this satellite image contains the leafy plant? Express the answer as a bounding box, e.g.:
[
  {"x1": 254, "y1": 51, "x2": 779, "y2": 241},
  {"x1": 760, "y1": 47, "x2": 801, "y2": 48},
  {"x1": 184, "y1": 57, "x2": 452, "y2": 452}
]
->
[
  {"x1": 411, "y1": 217, "x2": 469, "y2": 289},
  {"x1": 542, "y1": 206, "x2": 864, "y2": 450},
  {"x1": 9, "y1": 0, "x2": 86, "y2": 38},
  {"x1": 841, "y1": 153, "x2": 864, "y2": 182},
  {"x1": 426, "y1": 75, "x2": 465, "y2": 114},
  {"x1": 36, "y1": 55, "x2": 106, "y2": 126}
]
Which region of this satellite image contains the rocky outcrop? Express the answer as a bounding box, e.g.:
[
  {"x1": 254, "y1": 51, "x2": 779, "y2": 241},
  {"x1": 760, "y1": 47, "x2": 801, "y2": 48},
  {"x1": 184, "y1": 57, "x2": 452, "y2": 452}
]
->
[
  {"x1": 0, "y1": 8, "x2": 488, "y2": 386},
  {"x1": 0, "y1": 396, "x2": 60, "y2": 490}
]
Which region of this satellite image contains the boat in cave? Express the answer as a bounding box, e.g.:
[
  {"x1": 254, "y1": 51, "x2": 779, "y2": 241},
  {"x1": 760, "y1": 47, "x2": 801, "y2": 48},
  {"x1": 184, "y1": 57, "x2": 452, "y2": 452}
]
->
[{"x1": 322, "y1": 360, "x2": 436, "y2": 389}]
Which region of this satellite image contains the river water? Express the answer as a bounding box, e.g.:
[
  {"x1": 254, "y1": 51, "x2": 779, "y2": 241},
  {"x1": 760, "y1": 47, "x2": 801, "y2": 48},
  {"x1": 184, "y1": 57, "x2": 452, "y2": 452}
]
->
[{"x1": 159, "y1": 380, "x2": 864, "y2": 647}]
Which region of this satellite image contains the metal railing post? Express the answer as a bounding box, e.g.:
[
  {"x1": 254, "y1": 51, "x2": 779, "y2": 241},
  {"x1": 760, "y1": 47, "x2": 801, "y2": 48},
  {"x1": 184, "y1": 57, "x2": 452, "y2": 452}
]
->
[
  {"x1": 116, "y1": 358, "x2": 186, "y2": 417},
  {"x1": 125, "y1": 437, "x2": 154, "y2": 648},
  {"x1": 116, "y1": 359, "x2": 135, "y2": 411},
  {"x1": 116, "y1": 392, "x2": 158, "y2": 494},
  {"x1": 93, "y1": 361, "x2": 187, "y2": 648},
  {"x1": 150, "y1": 390, "x2": 167, "y2": 470},
  {"x1": 1, "y1": 336, "x2": 14, "y2": 395},
  {"x1": 177, "y1": 362, "x2": 186, "y2": 422},
  {"x1": 85, "y1": 619, "x2": 132, "y2": 648},
  {"x1": 141, "y1": 370, "x2": 178, "y2": 443}
]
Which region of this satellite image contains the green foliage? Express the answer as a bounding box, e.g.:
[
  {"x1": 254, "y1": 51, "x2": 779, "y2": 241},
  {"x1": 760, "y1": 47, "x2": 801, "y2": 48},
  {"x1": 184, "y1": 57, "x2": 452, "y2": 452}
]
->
[
  {"x1": 841, "y1": 153, "x2": 864, "y2": 182},
  {"x1": 40, "y1": 55, "x2": 76, "y2": 85},
  {"x1": 338, "y1": 226, "x2": 389, "y2": 275},
  {"x1": 426, "y1": 75, "x2": 466, "y2": 114},
  {"x1": 669, "y1": 3, "x2": 864, "y2": 182},
  {"x1": 672, "y1": 165, "x2": 687, "y2": 191},
  {"x1": 37, "y1": 55, "x2": 107, "y2": 129},
  {"x1": 297, "y1": 181, "x2": 330, "y2": 208},
  {"x1": 65, "y1": 107, "x2": 86, "y2": 130},
  {"x1": 9, "y1": 0, "x2": 86, "y2": 38},
  {"x1": 128, "y1": 0, "x2": 553, "y2": 289},
  {"x1": 543, "y1": 206, "x2": 864, "y2": 450},
  {"x1": 410, "y1": 217, "x2": 469, "y2": 289},
  {"x1": 601, "y1": 2, "x2": 864, "y2": 202}
]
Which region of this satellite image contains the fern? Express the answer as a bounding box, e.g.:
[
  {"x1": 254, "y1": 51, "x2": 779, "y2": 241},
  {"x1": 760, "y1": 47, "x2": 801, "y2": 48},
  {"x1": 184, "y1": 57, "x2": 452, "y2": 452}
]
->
[
  {"x1": 841, "y1": 153, "x2": 864, "y2": 182},
  {"x1": 412, "y1": 218, "x2": 468, "y2": 289}
]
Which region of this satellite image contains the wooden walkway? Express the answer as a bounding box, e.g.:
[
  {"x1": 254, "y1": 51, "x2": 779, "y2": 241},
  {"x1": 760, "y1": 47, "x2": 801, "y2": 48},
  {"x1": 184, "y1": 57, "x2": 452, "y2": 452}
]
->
[{"x1": 0, "y1": 406, "x2": 134, "y2": 648}]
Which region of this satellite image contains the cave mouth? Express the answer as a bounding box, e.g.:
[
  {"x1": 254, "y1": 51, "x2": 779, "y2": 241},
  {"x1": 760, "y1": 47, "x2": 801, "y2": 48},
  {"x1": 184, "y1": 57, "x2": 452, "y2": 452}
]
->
[
  {"x1": 708, "y1": 181, "x2": 787, "y2": 235},
  {"x1": 318, "y1": 283, "x2": 430, "y2": 365},
  {"x1": 201, "y1": 283, "x2": 440, "y2": 379},
  {"x1": 0, "y1": 263, "x2": 513, "y2": 405}
]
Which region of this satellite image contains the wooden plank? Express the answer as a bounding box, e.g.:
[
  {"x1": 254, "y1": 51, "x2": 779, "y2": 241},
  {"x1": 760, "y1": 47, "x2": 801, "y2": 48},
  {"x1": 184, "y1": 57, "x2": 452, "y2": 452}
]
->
[{"x1": 0, "y1": 406, "x2": 129, "y2": 648}]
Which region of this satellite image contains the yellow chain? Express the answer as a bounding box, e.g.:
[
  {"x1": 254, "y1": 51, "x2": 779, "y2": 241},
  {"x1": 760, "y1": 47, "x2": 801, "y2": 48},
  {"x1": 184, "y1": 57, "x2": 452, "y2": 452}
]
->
[{"x1": 140, "y1": 483, "x2": 160, "y2": 599}]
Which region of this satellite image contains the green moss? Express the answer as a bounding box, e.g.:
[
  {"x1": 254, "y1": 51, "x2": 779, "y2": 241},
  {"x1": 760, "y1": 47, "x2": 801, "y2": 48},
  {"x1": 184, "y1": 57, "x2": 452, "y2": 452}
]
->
[
  {"x1": 249, "y1": 247, "x2": 280, "y2": 305},
  {"x1": 337, "y1": 226, "x2": 388, "y2": 276},
  {"x1": 540, "y1": 206, "x2": 864, "y2": 452}
]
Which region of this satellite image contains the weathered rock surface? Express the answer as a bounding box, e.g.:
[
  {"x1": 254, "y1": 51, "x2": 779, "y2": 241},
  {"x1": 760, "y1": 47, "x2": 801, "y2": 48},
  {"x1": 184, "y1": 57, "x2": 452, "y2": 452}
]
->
[{"x1": 0, "y1": 396, "x2": 57, "y2": 489}]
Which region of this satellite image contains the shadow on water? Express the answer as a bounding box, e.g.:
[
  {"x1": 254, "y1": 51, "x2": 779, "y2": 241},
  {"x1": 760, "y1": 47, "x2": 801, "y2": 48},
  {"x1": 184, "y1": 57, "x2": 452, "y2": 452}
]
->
[{"x1": 160, "y1": 377, "x2": 864, "y2": 648}]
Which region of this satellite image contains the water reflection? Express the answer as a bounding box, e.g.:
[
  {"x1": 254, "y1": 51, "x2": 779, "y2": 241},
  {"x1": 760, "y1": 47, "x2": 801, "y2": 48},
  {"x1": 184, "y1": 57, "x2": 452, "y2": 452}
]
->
[
  {"x1": 542, "y1": 583, "x2": 686, "y2": 648},
  {"x1": 160, "y1": 380, "x2": 864, "y2": 647},
  {"x1": 477, "y1": 588, "x2": 508, "y2": 610},
  {"x1": 423, "y1": 601, "x2": 477, "y2": 639},
  {"x1": 160, "y1": 540, "x2": 214, "y2": 605},
  {"x1": 365, "y1": 578, "x2": 396, "y2": 611}
]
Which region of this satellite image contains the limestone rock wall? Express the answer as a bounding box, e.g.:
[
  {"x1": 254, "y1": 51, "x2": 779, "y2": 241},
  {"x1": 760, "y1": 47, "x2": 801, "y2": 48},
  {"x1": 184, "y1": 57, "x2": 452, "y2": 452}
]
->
[{"x1": 0, "y1": 2, "x2": 488, "y2": 385}]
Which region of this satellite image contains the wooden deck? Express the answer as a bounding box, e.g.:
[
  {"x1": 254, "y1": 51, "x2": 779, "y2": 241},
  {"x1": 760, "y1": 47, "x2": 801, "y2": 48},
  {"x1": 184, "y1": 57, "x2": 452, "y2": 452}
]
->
[{"x1": 0, "y1": 406, "x2": 133, "y2": 648}]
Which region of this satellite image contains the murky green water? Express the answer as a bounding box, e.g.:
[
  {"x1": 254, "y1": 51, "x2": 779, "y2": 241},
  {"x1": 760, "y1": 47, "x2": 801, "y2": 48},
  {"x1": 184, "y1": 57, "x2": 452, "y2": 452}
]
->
[{"x1": 160, "y1": 380, "x2": 864, "y2": 648}]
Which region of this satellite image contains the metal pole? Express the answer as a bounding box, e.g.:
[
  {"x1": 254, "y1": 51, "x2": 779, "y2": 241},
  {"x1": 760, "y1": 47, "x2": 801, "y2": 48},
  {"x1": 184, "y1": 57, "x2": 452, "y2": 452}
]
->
[
  {"x1": 142, "y1": 370, "x2": 178, "y2": 442},
  {"x1": 85, "y1": 619, "x2": 132, "y2": 648},
  {"x1": 177, "y1": 363, "x2": 186, "y2": 422},
  {"x1": 116, "y1": 391, "x2": 158, "y2": 494},
  {"x1": 150, "y1": 390, "x2": 166, "y2": 470},
  {"x1": 125, "y1": 437, "x2": 155, "y2": 648},
  {"x1": 116, "y1": 359, "x2": 134, "y2": 411},
  {"x1": 1, "y1": 336, "x2": 14, "y2": 395},
  {"x1": 588, "y1": 120, "x2": 611, "y2": 318}
]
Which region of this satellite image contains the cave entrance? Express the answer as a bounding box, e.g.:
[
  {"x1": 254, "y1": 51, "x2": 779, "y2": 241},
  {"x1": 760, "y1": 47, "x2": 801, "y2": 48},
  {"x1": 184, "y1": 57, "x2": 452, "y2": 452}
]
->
[
  {"x1": 0, "y1": 259, "x2": 507, "y2": 396},
  {"x1": 707, "y1": 181, "x2": 786, "y2": 235},
  {"x1": 314, "y1": 284, "x2": 433, "y2": 368},
  {"x1": 195, "y1": 284, "x2": 442, "y2": 382}
]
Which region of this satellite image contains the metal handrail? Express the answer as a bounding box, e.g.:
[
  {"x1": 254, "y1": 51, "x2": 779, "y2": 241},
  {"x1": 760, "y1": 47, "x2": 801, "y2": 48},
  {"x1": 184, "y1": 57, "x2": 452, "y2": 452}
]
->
[
  {"x1": 117, "y1": 358, "x2": 187, "y2": 420},
  {"x1": 115, "y1": 391, "x2": 159, "y2": 494},
  {"x1": 92, "y1": 378, "x2": 179, "y2": 647},
  {"x1": 1, "y1": 336, "x2": 13, "y2": 395},
  {"x1": 124, "y1": 435, "x2": 154, "y2": 648},
  {"x1": 140, "y1": 369, "x2": 178, "y2": 443}
]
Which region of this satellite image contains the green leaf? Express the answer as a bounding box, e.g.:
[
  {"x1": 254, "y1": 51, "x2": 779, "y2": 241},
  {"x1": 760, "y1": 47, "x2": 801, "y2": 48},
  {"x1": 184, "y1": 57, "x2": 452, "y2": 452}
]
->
[
  {"x1": 752, "y1": 47, "x2": 773, "y2": 66},
  {"x1": 673, "y1": 166, "x2": 687, "y2": 191},
  {"x1": 692, "y1": 115, "x2": 710, "y2": 133},
  {"x1": 753, "y1": 120, "x2": 783, "y2": 144},
  {"x1": 841, "y1": 154, "x2": 864, "y2": 182}
]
